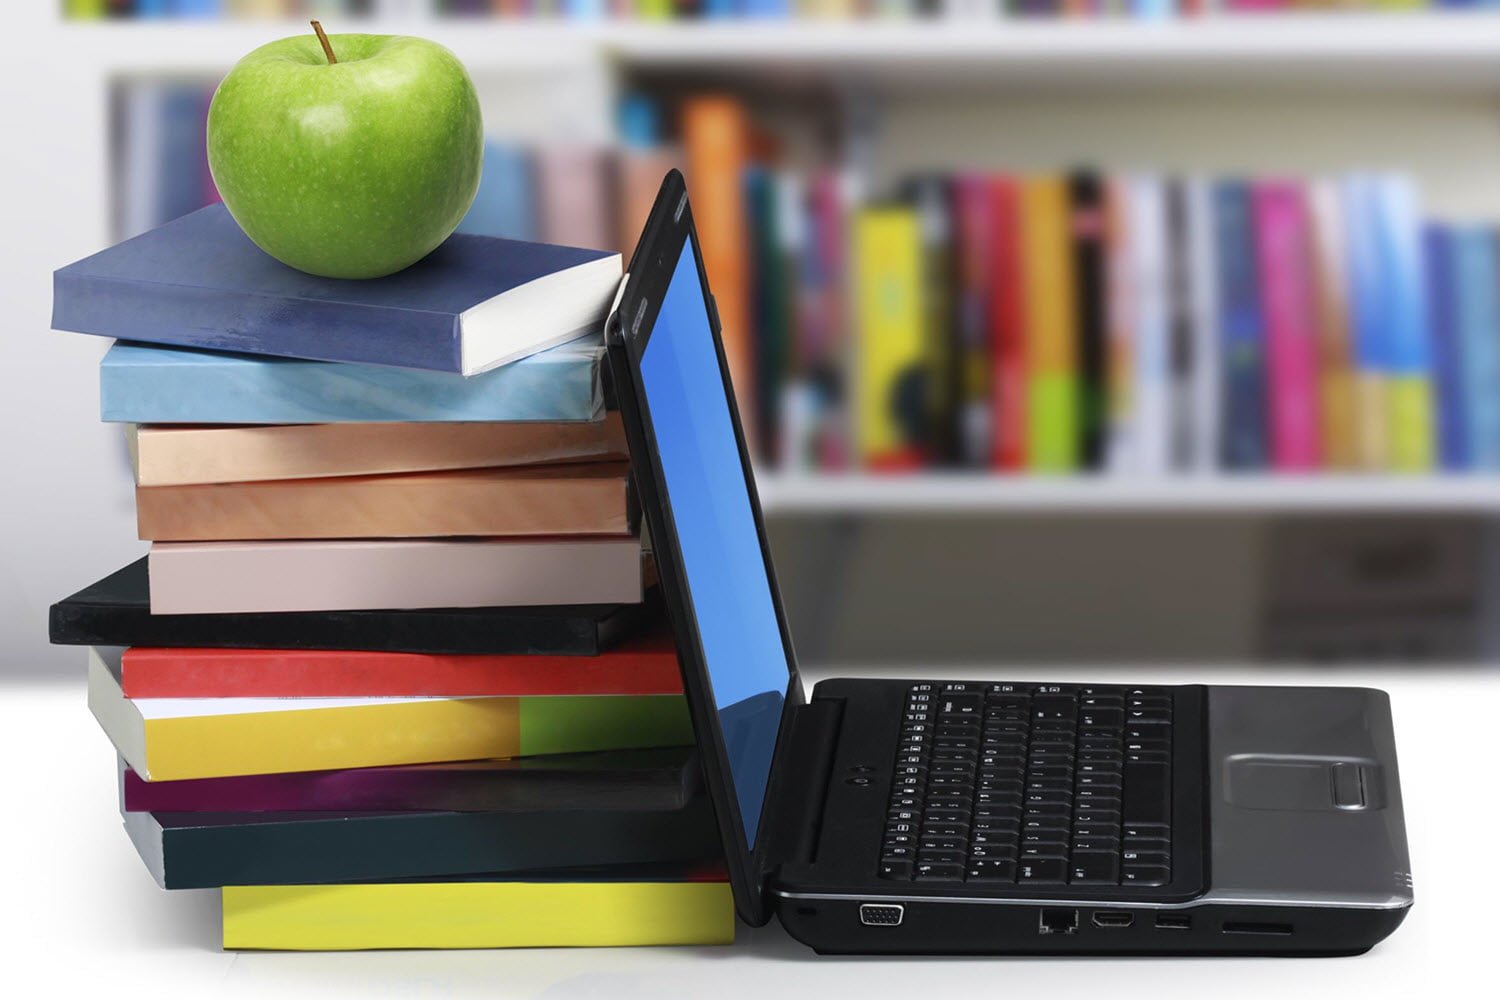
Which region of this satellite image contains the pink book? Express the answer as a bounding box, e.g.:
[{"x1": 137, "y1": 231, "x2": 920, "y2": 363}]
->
[{"x1": 1252, "y1": 181, "x2": 1322, "y2": 471}]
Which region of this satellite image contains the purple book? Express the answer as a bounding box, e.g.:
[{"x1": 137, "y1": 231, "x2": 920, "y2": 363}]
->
[{"x1": 121, "y1": 748, "x2": 697, "y2": 814}]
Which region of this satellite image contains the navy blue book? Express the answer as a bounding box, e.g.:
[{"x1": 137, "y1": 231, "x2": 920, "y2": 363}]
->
[
  {"x1": 1423, "y1": 225, "x2": 1470, "y2": 471},
  {"x1": 53, "y1": 203, "x2": 622, "y2": 375},
  {"x1": 1211, "y1": 181, "x2": 1268, "y2": 470}
]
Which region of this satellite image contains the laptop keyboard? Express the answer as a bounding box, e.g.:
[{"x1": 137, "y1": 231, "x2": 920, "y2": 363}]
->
[{"x1": 879, "y1": 683, "x2": 1173, "y2": 887}]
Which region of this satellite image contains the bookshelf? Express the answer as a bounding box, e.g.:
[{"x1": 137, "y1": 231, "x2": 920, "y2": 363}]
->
[
  {"x1": 60, "y1": 17, "x2": 1500, "y2": 95},
  {"x1": 754, "y1": 473, "x2": 1500, "y2": 515},
  {"x1": 36, "y1": 9, "x2": 1500, "y2": 666}
]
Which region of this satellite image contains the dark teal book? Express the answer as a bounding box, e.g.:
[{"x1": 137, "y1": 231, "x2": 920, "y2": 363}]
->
[
  {"x1": 53, "y1": 203, "x2": 621, "y2": 375},
  {"x1": 123, "y1": 796, "x2": 718, "y2": 889}
]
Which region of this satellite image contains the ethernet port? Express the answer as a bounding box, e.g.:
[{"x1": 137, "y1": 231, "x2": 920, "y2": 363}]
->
[{"x1": 1039, "y1": 908, "x2": 1079, "y2": 935}]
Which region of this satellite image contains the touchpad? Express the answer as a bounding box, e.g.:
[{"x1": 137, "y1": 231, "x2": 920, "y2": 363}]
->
[{"x1": 1225, "y1": 754, "x2": 1386, "y2": 811}]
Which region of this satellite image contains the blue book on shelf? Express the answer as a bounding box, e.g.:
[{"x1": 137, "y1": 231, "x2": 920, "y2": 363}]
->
[
  {"x1": 1130, "y1": 0, "x2": 1174, "y2": 18},
  {"x1": 1452, "y1": 227, "x2": 1500, "y2": 469},
  {"x1": 1210, "y1": 181, "x2": 1267, "y2": 470},
  {"x1": 53, "y1": 204, "x2": 621, "y2": 376},
  {"x1": 457, "y1": 141, "x2": 537, "y2": 242},
  {"x1": 742, "y1": 0, "x2": 791, "y2": 15},
  {"x1": 1370, "y1": 175, "x2": 1436, "y2": 471},
  {"x1": 168, "y1": 0, "x2": 222, "y2": 15},
  {"x1": 1423, "y1": 225, "x2": 1470, "y2": 471},
  {"x1": 157, "y1": 85, "x2": 209, "y2": 226},
  {"x1": 99, "y1": 338, "x2": 607, "y2": 425},
  {"x1": 1341, "y1": 175, "x2": 1392, "y2": 468}
]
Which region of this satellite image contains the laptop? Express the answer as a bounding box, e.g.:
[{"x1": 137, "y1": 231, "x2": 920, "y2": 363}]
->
[{"x1": 603, "y1": 170, "x2": 1413, "y2": 956}]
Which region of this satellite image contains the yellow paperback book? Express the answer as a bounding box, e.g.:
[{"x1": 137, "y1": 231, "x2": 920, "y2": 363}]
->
[
  {"x1": 222, "y1": 872, "x2": 735, "y2": 951},
  {"x1": 1020, "y1": 177, "x2": 1080, "y2": 472},
  {"x1": 86, "y1": 648, "x2": 691, "y2": 781},
  {"x1": 854, "y1": 206, "x2": 927, "y2": 470}
]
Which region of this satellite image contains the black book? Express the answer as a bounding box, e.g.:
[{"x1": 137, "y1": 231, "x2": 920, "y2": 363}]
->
[
  {"x1": 125, "y1": 796, "x2": 720, "y2": 890},
  {"x1": 1069, "y1": 172, "x2": 1107, "y2": 470},
  {"x1": 50, "y1": 558, "x2": 657, "y2": 656}
]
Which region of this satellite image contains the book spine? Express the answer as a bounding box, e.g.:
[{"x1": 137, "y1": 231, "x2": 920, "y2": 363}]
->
[
  {"x1": 119, "y1": 641, "x2": 681, "y2": 699},
  {"x1": 1020, "y1": 176, "x2": 1079, "y2": 472},
  {"x1": 1453, "y1": 227, "x2": 1500, "y2": 469},
  {"x1": 1423, "y1": 225, "x2": 1470, "y2": 471},
  {"x1": 221, "y1": 881, "x2": 735, "y2": 950},
  {"x1": 1129, "y1": 175, "x2": 1170, "y2": 477},
  {"x1": 854, "y1": 207, "x2": 926, "y2": 470},
  {"x1": 1373, "y1": 175, "x2": 1436, "y2": 472},
  {"x1": 53, "y1": 275, "x2": 465, "y2": 375},
  {"x1": 1069, "y1": 172, "x2": 1107, "y2": 470},
  {"x1": 1342, "y1": 175, "x2": 1392, "y2": 470},
  {"x1": 954, "y1": 174, "x2": 993, "y2": 468},
  {"x1": 130, "y1": 417, "x2": 629, "y2": 487},
  {"x1": 1307, "y1": 179, "x2": 1358, "y2": 471},
  {"x1": 1184, "y1": 178, "x2": 1221, "y2": 475},
  {"x1": 682, "y1": 97, "x2": 756, "y2": 445},
  {"x1": 989, "y1": 176, "x2": 1027, "y2": 471},
  {"x1": 1165, "y1": 179, "x2": 1197, "y2": 472},
  {"x1": 1252, "y1": 181, "x2": 1322, "y2": 471},
  {"x1": 1211, "y1": 181, "x2": 1269, "y2": 470},
  {"x1": 146, "y1": 538, "x2": 644, "y2": 615},
  {"x1": 135, "y1": 466, "x2": 635, "y2": 542},
  {"x1": 99, "y1": 342, "x2": 604, "y2": 425},
  {"x1": 93, "y1": 659, "x2": 691, "y2": 782},
  {"x1": 904, "y1": 176, "x2": 959, "y2": 465},
  {"x1": 136, "y1": 799, "x2": 720, "y2": 890}
]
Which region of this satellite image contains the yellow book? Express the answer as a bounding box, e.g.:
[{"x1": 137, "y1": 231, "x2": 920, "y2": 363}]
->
[
  {"x1": 1308, "y1": 180, "x2": 1358, "y2": 470},
  {"x1": 1020, "y1": 177, "x2": 1079, "y2": 472},
  {"x1": 1388, "y1": 377, "x2": 1436, "y2": 472},
  {"x1": 86, "y1": 648, "x2": 690, "y2": 781},
  {"x1": 854, "y1": 206, "x2": 926, "y2": 469},
  {"x1": 223, "y1": 877, "x2": 736, "y2": 951}
]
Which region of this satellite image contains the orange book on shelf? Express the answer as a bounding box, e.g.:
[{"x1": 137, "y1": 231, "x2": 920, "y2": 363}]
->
[
  {"x1": 1019, "y1": 176, "x2": 1080, "y2": 473},
  {"x1": 682, "y1": 96, "x2": 756, "y2": 443}
]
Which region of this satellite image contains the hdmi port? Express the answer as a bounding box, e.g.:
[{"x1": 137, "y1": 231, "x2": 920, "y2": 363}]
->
[{"x1": 1092, "y1": 910, "x2": 1134, "y2": 929}]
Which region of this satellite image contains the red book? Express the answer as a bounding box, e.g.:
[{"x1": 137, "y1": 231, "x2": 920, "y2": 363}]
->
[
  {"x1": 989, "y1": 175, "x2": 1027, "y2": 471},
  {"x1": 117, "y1": 630, "x2": 681, "y2": 698},
  {"x1": 1252, "y1": 181, "x2": 1323, "y2": 472}
]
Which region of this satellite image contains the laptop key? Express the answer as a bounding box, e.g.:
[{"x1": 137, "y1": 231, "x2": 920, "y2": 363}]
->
[
  {"x1": 1070, "y1": 853, "x2": 1121, "y2": 885},
  {"x1": 1018, "y1": 859, "x2": 1068, "y2": 884},
  {"x1": 879, "y1": 860, "x2": 913, "y2": 880},
  {"x1": 1122, "y1": 866, "x2": 1171, "y2": 886},
  {"x1": 915, "y1": 863, "x2": 964, "y2": 882},
  {"x1": 966, "y1": 860, "x2": 1018, "y2": 883}
]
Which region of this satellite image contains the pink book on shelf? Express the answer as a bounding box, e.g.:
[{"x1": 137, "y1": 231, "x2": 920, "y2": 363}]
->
[{"x1": 1252, "y1": 180, "x2": 1323, "y2": 472}]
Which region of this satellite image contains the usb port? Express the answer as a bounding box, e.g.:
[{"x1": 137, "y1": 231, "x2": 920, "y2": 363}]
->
[
  {"x1": 1092, "y1": 910, "x2": 1134, "y2": 929},
  {"x1": 1155, "y1": 914, "x2": 1191, "y2": 931}
]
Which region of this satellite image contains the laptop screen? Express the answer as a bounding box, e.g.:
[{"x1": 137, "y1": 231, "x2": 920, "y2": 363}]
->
[{"x1": 637, "y1": 239, "x2": 789, "y2": 848}]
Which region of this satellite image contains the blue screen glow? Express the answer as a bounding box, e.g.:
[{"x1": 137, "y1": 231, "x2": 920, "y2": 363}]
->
[{"x1": 638, "y1": 241, "x2": 789, "y2": 847}]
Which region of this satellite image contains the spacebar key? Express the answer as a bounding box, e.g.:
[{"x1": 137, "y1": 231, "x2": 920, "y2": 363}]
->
[{"x1": 1122, "y1": 762, "x2": 1171, "y2": 827}]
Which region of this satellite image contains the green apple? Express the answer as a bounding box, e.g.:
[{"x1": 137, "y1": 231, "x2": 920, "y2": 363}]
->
[{"x1": 207, "y1": 32, "x2": 483, "y2": 280}]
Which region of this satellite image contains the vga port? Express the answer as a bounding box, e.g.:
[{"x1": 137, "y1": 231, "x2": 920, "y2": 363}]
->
[{"x1": 859, "y1": 903, "x2": 905, "y2": 927}]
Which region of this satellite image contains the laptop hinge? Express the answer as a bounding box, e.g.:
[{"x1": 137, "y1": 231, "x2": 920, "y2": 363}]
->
[{"x1": 757, "y1": 697, "x2": 845, "y2": 889}]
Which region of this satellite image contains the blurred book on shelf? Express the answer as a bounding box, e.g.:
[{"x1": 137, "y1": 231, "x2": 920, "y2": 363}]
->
[{"x1": 62, "y1": 0, "x2": 1500, "y2": 21}]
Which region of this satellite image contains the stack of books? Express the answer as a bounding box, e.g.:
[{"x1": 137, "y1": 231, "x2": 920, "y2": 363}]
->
[{"x1": 48, "y1": 203, "x2": 735, "y2": 950}]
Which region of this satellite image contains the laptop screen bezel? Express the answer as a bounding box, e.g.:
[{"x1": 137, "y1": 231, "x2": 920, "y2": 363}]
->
[{"x1": 604, "y1": 170, "x2": 802, "y2": 927}]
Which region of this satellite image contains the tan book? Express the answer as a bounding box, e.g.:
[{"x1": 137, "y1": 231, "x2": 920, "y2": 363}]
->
[
  {"x1": 147, "y1": 537, "x2": 644, "y2": 615},
  {"x1": 128, "y1": 416, "x2": 627, "y2": 486},
  {"x1": 137, "y1": 463, "x2": 634, "y2": 542}
]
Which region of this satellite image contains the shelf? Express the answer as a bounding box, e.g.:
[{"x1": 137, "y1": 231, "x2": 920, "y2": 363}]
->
[
  {"x1": 63, "y1": 15, "x2": 1500, "y2": 95},
  {"x1": 754, "y1": 473, "x2": 1500, "y2": 515}
]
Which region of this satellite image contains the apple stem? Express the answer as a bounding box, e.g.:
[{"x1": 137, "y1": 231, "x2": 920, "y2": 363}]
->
[{"x1": 310, "y1": 20, "x2": 337, "y2": 65}]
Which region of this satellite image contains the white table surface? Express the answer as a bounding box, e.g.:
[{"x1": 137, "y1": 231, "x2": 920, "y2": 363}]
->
[{"x1": 1, "y1": 660, "x2": 1485, "y2": 999}]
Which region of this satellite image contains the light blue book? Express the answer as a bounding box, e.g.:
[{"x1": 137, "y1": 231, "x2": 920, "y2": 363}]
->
[
  {"x1": 100, "y1": 338, "x2": 606, "y2": 425},
  {"x1": 456, "y1": 142, "x2": 537, "y2": 242},
  {"x1": 1452, "y1": 227, "x2": 1500, "y2": 469}
]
